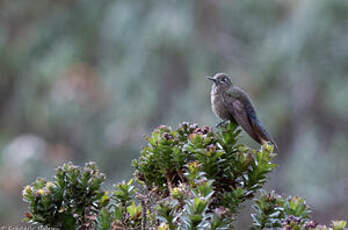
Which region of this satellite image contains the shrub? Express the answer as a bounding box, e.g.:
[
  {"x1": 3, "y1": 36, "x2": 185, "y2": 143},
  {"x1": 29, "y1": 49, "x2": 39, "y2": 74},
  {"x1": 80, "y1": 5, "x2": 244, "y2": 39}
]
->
[
  {"x1": 23, "y1": 162, "x2": 107, "y2": 229},
  {"x1": 23, "y1": 122, "x2": 346, "y2": 229}
]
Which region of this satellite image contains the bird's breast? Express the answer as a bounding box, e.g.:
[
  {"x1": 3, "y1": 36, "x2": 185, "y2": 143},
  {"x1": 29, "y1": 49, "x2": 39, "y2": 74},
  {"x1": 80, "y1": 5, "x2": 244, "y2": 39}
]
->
[{"x1": 210, "y1": 91, "x2": 231, "y2": 120}]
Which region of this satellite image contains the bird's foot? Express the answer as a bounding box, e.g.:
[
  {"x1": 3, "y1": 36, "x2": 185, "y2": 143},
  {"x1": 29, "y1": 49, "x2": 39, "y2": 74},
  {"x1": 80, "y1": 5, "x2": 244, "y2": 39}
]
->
[{"x1": 216, "y1": 120, "x2": 228, "y2": 128}]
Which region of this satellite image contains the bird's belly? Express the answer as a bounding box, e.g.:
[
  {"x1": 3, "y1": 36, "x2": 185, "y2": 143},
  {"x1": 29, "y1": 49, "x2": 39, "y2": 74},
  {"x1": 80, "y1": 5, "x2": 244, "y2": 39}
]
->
[{"x1": 211, "y1": 94, "x2": 231, "y2": 120}]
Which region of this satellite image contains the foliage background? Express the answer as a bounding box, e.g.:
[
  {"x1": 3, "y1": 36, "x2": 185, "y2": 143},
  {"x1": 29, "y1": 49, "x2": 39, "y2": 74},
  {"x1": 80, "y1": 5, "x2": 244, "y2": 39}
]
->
[{"x1": 1, "y1": 0, "x2": 348, "y2": 227}]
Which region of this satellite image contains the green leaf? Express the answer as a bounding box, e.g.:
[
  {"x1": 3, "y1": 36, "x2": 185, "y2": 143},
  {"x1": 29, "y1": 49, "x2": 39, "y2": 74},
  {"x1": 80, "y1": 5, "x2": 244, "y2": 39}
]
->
[{"x1": 126, "y1": 202, "x2": 142, "y2": 220}]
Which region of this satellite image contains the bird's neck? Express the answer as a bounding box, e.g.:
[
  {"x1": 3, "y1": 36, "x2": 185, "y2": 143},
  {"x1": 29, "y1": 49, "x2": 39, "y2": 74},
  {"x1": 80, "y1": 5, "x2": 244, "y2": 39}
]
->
[{"x1": 211, "y1": 85, "x2": 233, "y2": 95}]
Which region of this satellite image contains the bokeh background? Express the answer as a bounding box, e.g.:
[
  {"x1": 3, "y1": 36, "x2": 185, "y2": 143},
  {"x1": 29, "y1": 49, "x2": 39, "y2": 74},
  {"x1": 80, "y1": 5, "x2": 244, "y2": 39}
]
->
[{"x1": 1, "y1": 0, "x2": 348, "y2": 227}]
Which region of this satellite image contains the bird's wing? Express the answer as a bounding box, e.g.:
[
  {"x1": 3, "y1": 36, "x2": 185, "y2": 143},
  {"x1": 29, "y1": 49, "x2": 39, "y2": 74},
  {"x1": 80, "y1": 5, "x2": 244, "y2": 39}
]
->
[
  {"x1": 230, "y1": 100, "x2": 261, "y2": 142},
  {"x1": 223, "y1": 88, "x2": 279, "y2": 152},
  {"x1": 224, "y1": 90, "x2": 259, "y2": 142}
]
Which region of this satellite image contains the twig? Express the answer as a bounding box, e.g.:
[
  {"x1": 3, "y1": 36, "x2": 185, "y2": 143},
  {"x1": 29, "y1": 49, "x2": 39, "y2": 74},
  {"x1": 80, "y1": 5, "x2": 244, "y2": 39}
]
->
[
  {"x1": 177, "y1": 168, "x2": 186, "y2": 183},
  {"x1": 141, "y1": 199, "x2": 146, "y2": 230},
  {"x1": 165, "y1": 172, "x2": 173, "y2": 191},
  {"x1": 136, "y1": 193, "x2": 148, "y2": 230}
]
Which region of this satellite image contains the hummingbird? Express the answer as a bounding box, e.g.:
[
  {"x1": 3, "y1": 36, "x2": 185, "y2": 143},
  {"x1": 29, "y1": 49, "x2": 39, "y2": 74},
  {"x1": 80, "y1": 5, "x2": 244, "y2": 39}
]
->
[{"x1": 207, "y1": 73, "x2": 278, "y2": 152}]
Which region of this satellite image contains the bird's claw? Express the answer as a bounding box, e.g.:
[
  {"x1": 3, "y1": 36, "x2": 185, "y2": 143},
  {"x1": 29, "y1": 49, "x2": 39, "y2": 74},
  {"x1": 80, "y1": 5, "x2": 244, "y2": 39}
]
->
[{"x1": 216, "y1": 120, "x2": 228, "y2": 128}]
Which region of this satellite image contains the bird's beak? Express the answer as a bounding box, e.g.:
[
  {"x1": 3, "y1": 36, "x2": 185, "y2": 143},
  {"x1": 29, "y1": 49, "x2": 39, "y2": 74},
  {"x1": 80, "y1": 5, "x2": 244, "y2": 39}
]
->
[{"x1": 206, "y1": 76, "x2": 216, "y2": 83}]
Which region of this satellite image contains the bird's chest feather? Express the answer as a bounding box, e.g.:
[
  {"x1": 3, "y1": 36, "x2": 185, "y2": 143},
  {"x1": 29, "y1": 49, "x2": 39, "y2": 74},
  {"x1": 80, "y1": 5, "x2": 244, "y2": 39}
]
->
[{"x1": 210, "y1": 90, "x2": 231, "y2": 120}]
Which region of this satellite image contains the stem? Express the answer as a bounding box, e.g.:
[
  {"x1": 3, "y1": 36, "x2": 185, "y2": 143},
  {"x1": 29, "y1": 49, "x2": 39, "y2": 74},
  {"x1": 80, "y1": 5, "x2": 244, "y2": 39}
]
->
[
  {"x1": 141, "y1": 199, "x2": 146, "y2": 230},
  {"x1": 165, "y1": 172, "x2": 173, "y2": 191}
]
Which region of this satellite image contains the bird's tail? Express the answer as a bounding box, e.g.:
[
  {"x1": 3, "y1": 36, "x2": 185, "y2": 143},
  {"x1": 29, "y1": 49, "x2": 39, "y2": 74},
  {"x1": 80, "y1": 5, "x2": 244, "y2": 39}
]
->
[
  {"x1": 260, "y1": 136, "x2": 279, "y2": 153},
  {"x1": 268, "y1": 139, "x2": 279, "y2": 153},
  {"x1": 253, "y1": 119, "x2": 279, "y2": 153}
]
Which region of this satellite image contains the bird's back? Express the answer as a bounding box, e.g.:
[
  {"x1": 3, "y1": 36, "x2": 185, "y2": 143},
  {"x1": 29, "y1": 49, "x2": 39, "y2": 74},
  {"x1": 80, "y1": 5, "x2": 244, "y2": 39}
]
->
[{"x1": 223, "y1": 87, "x2": 258, "y2": 119}]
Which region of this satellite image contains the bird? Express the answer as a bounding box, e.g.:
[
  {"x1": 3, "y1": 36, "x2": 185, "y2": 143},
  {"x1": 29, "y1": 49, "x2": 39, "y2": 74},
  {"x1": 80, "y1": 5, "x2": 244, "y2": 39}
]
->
[{"x1": 207, "y1": 73, "x2": 278, "y2": 152}]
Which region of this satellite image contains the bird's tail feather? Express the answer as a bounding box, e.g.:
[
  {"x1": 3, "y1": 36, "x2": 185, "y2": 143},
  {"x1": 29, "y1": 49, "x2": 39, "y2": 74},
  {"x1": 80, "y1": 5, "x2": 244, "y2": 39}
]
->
[{"x1": 253, "y1": 119, "x2": 279, "y2": 153}]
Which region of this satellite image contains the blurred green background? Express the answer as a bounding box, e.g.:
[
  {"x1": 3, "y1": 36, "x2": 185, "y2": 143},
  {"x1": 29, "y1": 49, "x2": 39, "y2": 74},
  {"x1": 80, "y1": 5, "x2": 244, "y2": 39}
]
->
[{"x1": 1, "y1": 0, "x2": 348, "y2": 227}]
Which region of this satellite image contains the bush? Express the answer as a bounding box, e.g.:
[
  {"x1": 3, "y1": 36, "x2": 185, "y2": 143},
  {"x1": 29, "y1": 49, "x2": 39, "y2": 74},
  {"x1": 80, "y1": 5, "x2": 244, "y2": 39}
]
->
[
  {"x1": 23, "y1": 122, "x2": 346, "y2": 229},
  {"x1": 23, "y1": 162, "x2": 107, "y2": 229}
]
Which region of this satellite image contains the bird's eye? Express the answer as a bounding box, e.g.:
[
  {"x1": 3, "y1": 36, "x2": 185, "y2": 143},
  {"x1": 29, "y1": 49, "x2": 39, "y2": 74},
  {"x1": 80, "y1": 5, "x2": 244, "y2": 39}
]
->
[{"x1": 221, "y1": 77, "x2": 227, "y2": 83}]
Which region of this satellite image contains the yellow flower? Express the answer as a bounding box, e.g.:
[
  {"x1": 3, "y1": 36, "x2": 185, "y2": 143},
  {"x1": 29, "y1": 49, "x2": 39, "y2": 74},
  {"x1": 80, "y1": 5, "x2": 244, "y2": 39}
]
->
[
  {"x1": 188, "y1": 161, "x2": 199, "y2": 168},
  {"x1": 23, "y1": 185, "x2": 32, "y2": 196},
  {"x1": 158, "y1": 223, "x2": 169, "y2": 230},
  {"x1": 37, "y1": 189, "x2": 46, "y2": 195},
  {"x1": 46, "y1": 181, "x2": 55, "y2": 188}
]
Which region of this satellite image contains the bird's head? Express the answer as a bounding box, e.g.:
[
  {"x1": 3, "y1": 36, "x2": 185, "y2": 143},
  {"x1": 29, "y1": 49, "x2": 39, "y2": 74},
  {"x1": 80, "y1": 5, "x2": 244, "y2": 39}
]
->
[{"x1": 207, "y1": 73, "x2": 233, "y2": 90}]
